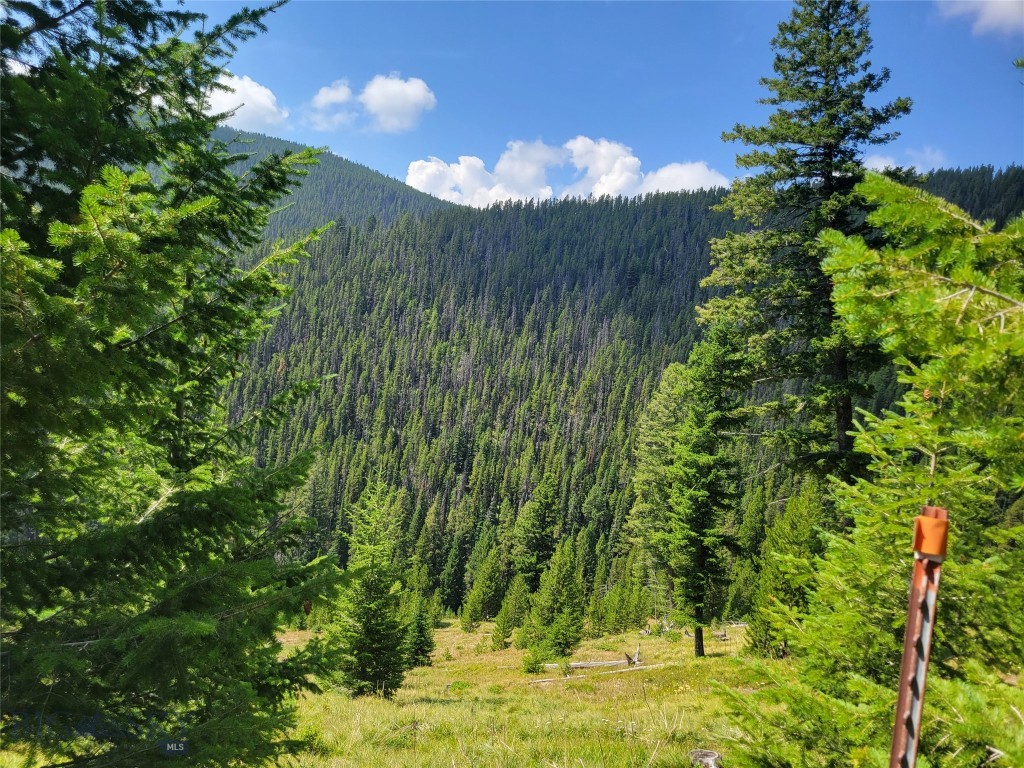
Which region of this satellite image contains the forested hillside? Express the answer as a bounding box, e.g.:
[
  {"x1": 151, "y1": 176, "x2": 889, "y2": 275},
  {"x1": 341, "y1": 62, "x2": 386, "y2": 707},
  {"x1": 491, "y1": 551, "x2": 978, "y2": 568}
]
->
[
  {"x1": 231, "y1": 164, "x2": 1023, "y2": 627},
  {"x1": 230, "y1": 190, "x2": 734, "y2": 622},
  {"x1": 212, "y1": 128, "x2": 452, "y2": 235}
]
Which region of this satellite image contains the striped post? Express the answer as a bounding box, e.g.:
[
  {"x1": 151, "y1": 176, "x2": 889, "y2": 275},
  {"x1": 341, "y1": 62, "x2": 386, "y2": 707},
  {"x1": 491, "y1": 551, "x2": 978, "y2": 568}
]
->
[{"x1": 889, "y1": 505, "x2": 949, "y2": 768}]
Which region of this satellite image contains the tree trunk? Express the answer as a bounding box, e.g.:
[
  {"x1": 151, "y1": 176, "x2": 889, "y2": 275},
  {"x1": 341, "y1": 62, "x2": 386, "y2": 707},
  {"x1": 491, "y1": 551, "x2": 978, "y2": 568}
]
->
[
  {"x1": 694, "y1": 625, "x2": 705, "y2": 658},
  {"x1": 833, "y1": 347, "x2": 854, "y2": 457}
]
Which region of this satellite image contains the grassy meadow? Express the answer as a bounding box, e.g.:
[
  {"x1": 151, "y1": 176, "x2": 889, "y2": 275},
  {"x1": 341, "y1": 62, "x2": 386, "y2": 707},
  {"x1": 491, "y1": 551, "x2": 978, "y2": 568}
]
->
[
  {"x1": 0, "y1": 623, "x2": 782, "y2": 767},
  {"x1": 283, "y1": 622, "x2": 779, "y2": 768}
]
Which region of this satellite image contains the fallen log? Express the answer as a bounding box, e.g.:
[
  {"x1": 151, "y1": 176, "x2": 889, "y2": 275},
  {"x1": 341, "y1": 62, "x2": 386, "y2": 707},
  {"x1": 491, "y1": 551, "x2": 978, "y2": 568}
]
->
[
  {"x1": 527, "y1": 675, "x2": 587, "y2": 685},
  {"x1": 542, "y1": 659, "x2": 631, "y2": 670},
  {"x1": 595, "y1": 663, "x2": 664, "y2": 676}
]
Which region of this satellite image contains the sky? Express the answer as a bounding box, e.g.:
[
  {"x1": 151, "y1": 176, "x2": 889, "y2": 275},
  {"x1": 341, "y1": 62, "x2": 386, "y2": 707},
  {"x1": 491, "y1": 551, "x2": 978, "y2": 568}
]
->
[{"x1": 195, "y1": 0, "x2": 1024, "y2": 207}]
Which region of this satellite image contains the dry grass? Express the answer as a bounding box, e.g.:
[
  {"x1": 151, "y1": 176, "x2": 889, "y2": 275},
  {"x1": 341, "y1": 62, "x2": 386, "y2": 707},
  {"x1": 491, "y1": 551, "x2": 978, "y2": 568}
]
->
[{"x1": 283, "y1": 622, "x2": 771, "y2": 767}]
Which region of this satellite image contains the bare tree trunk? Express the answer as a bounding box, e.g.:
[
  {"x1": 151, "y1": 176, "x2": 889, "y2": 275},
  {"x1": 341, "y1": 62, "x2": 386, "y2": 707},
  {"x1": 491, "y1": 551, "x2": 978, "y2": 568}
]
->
[
  {"x1": 834, "y1": 347, "x2": 854, "y2": 458},
  {"x1": 694, "y1": 625, "x2": 705, "y2": 658}
]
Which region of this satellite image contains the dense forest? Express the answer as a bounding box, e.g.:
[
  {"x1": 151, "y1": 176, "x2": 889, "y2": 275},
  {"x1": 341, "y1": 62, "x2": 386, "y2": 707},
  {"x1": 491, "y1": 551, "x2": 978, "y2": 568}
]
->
[
  {"x1": 3, "y1": 0, "x2": 1022, "y2": 766},
  {"x1": 211, "y1": 128, "x2": 452, "y2": 235},
  {"x1": 229, "y1": 161, "x2": 1024, "y2": 631}
]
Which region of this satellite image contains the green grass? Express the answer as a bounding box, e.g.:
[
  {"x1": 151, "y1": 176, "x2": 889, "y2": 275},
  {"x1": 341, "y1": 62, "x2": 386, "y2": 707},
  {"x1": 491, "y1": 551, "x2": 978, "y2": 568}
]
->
[
  {"x1": 0, "y1": 623, "x2": 776, "y2": 768},
  {"x1": 283, "y1": 622, "x2": 777, "y2": 767}
]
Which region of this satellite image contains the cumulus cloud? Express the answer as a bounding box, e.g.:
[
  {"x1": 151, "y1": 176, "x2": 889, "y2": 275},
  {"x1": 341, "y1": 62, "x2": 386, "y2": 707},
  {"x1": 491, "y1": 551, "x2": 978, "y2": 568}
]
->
[
  {"x1": 638, "y1": 161, "x2": 731, "y2": 194},
  {"x1": 359, "y1": 74, "x2": 437, "y2": 133},
  {"x1": 406, "y1": 136, "x2": 729, "y2": 207},
  {"x1": 312, "y1": 79, "x2": 353, "y2": 110},
  {"x1": 206, "y1": 74, "x2": 288, "y2": 131},
  {"x1": 938, "y1": 0, "x2": 1024, "y2": 35},
  {"x1": 562, "y1": 137, "x2": 644, "y2": 198},
  {"x1": 308, "y1": 78, "x2": 356, "y2": 131}
]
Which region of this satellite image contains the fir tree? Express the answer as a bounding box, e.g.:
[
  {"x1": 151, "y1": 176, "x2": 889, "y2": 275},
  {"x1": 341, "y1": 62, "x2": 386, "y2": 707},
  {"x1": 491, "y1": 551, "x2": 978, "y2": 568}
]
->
[
  {"x1": 460, "y1": 548, "x2": 503, "y2": 631},
  {"x1": 330, "y1": 480, "x2": 407, "y2": 698},
  {"x1": 702, "y1": 0, "x2": 911, "y2": 479},
  {"x1": 518, "y1": 539, "x2": 585, "y2": 664},
  {"x1": 630, "y1": 326, "x2": 743, "y2": 657},
  {"x1": 511, "y1": 475, "x2": 560, "y2": 590},
  {"x1": 404, "y1": 593, "x2": 436, "y2": 668},
  {"x1": 492, "y1": 573, "x2": 531, "y2": 650},
  {"x1": 730, "y1": 176, "x2": 1024, "y2": 763},
  {"x1": 746, "y1": 478, "x2": 825, "y2": 656},
  {"x1": 0, "y1": 3, "x2": 337, "y2": 764}
]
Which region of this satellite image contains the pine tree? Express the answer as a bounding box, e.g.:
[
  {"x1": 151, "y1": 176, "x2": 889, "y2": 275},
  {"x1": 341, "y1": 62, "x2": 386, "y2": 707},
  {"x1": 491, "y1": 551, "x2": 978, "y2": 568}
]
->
[
  {"x1": 460, "y1": 547, "x2": 503, "y2": 631},
  {"x1": 330, "y1": 480, "x2": 407, "y2": 698},
  {"x1": 746, "y1": 478, "x2": 825, "y2": 656},
  {"x1": 404, "y1": 593, "x2": 436, "y2": 668},
  {"x1": 702, "y1": 0, "x2": 911, "y2": 479},
  {"x1": 518, "y1": 539, "x2": 585, "y2": 664},
  {"x1": 511, "y1": 475, "x2": 559, "y2": 590},
  {"x1": 729, "y1": 176, "x2": 1024, "y2": 763},
  {"x1": 492, "y1": 573, "x2": 531, "y2": 650},
  {"x1": 1, "y1": 3, "x2": 337, "y2": 765},
  {"x1": 630, "y1": 326, "x2": 743, "y2": 657}
]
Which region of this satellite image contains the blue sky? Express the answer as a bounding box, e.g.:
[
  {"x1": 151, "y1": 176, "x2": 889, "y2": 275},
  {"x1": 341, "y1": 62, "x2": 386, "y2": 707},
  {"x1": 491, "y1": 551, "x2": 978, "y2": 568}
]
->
[{"x1": 197, "y1": 1, "x2": 1024, "y2": 206}]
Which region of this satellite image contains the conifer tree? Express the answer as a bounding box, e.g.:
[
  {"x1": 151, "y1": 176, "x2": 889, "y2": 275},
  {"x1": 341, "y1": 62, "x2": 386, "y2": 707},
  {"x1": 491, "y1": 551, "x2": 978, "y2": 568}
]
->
[
  {"x1": 518, "y1": 539, "x2": 585, "y2": 664},
  {"x1": 630, "y1": 326, "x2": 743, "y2": 656},
  {"x1": 330, "y1": 480, "x2": 407, "y2": 698},
  {"x1": 1, "y1": 3, "x2": 337, "y2": 764},
  {"x1": 702, "y1": 0, "x2": 911, "y2": 479},
  {"x1": 404, "y1": 593, "x2": 436, "y2": 668},
  {"x1": 460, "y1": 548, "x2": 503, "y2": 631},
  {"x1": 492, "y1": 573, "x2": 532, "y2": 650},
  {"x1": 730, "y1": 176, "x2": 1024, "y2": 763},
  {"x1": 746, "y1": 478, "x2": 825, "y2": 656},
  {"x1": 511, "y1": 475, "x2": 560, "y2": 590}
]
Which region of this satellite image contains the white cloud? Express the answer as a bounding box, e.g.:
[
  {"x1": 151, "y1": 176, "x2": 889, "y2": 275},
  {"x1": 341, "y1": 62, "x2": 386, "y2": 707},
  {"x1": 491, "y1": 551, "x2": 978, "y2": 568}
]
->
[
  {"x1": 312, "y1": 79, "x2": 353, "y2": 110},
  {"x1": 863, "y1": 154, "x2": 898, "y2": 171},
  {"x1": 906, "y1": 145, "x2": 947, "y2": 170},
  {"x1": 359, "y1": 74, "x2": 437, "y2": 133},
  {"x1": 638, "y1": 161, "x2": 730, "y2": 194},
  {"x1": 406, "y1": 136, "x2": 729, "y2": 207},
  {"x1": 407, "y1": 156, "x2": 500, "y2": 206},
  {"x1": 938, "y1": 0, "x2": 1024, "y2": 35},
  {"x1": 206, "y1": 74, "x2": 288, "y2": 131},
  {"x1": 308, "y1": 79, "x2": 356, "y2": 131},
  {"x1": 562, "y1": 136, "x2": 644, "y2": 198},
  {"x1": 493, "y1": 140, "x2": 567, "y2": 199}
]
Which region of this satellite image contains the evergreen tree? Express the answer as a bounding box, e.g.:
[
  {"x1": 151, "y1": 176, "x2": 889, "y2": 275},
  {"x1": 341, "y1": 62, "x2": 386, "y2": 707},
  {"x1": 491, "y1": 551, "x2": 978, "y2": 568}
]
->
[
  {"x1": 330, "y1": 480, "x2": 407, "y2": 698},
  {"x1": 630, "y1": 326, "x2": 743, "y2": 657},
  {"x1": 460, "y1": 548, "x2": 503, "y2": 631},
  {"x1": 730, "y1": 176, "x2": 1024, "y2": 763},
  {"x1": 746, "y1": 478, "x2": 825, "y2": 656},
  {"x1": 517, "y1": 539, "x2": 585, "y2": 663},
  {"x1": 0, "y1": 3, "x2": 337, "y2": 764},
  {"x1": 404, "y1": 593, "x2": 436, "y2": 668},
  {"x1": 702, "y1": 0, "x2": 911, "y2": 479},
  {"x1": 459, "y1": 582, "x2": 485, "y2": 633},
  {"x1": 492, "y1": 573, "x2": 532, "y2": 650},
  {"x1": 511, "y1": 475, "x2": 560, "y2": 590}
]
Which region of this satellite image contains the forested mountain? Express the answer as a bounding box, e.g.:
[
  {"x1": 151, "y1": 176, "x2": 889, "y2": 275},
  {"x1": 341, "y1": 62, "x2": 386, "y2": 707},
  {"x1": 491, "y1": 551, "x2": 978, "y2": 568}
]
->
[
  {"x1": 212, "y1": 128, "x2": 452, "y2": 234},
  {"x1": 230, "y1": 190, "x2": 734, "y2": 619},
  {"x1": 231, "y1": 162, "x2": 1023, "y2": 624}
]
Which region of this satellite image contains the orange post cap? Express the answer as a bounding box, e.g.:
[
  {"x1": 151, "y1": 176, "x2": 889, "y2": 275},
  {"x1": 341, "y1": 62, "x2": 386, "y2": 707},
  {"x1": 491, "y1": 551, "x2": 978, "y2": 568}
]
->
[{"x1": 914, "y1": 507, "x2": 949, "y2": 559}]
